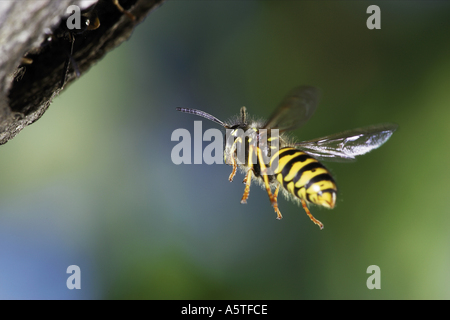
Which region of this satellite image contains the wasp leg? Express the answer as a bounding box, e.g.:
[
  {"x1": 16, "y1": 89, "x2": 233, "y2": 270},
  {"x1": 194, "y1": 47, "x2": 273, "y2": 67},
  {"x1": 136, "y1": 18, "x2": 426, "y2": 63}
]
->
[
  {"x1": 112, "y1": 0, "x2": 136, "y2": 20},
  {"x1": 273, "y1": 183, "x2": 280, "y2": 207},
  {"x1": 21, "y1": 57, "x2": 33, "y2": 65},
  {"x1": 60, "y1": 33, "x2": 76, "y2": 89},
  {"x1": 228, "y1": 154, "x2": 237, "y2": 182},
  {"x1": 300, "y1": 199, "x2": 324, "y2": 230},
  {"x1": 255, "y1": 146, "x2": 282, "y2": 220},
  {"x1": 227, "y1": 136, "x2": 242, "y2": 182},
  {"x1": 241, "y1": 169, "x2": 253, "y2": 204}
]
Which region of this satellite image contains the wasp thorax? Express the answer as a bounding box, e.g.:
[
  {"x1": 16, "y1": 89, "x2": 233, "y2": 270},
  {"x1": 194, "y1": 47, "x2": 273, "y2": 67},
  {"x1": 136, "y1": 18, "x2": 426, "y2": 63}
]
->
[
  {"x1": 223, "y1": 127, "x2": 279, "y2": 170},
  {"x1": 224, "y1": 127, "x2": 256, "y2": 166}
]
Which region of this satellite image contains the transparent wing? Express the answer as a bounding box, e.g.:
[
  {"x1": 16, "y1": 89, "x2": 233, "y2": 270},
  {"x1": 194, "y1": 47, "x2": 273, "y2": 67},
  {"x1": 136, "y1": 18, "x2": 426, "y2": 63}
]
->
[
  {"x1": 263, "y1": 86, "x2": 319, "y2": 132},
  {"x1": 295, "y1": 123, "x2": 398, "y2": 162}
]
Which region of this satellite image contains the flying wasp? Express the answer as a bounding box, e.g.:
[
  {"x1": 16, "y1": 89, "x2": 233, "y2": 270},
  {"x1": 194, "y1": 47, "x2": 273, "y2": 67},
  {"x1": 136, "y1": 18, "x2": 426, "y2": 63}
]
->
[
  {"x1": 176, "y1": 86, "x2": 398, "y2": 229},
  {"x1": 18, "y1": 0, "x2": 135, "y2": 88}
]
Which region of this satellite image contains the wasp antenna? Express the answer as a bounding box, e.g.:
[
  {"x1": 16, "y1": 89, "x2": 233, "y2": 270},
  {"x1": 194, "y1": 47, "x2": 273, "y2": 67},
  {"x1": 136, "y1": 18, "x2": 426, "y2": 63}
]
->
[
  {"x1": 176, "y1": 107, "x2": 227, "y2": 128},
  {"x1": 240, "y1": 106, "x2": 247, "y2": 124}
]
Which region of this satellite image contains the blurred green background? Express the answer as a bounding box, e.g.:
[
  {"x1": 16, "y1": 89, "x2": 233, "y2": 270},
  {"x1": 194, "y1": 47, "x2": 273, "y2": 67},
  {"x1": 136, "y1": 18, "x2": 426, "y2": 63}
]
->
[{"x1": 1, "y1": 1, "x2": 450, "y2": 299}]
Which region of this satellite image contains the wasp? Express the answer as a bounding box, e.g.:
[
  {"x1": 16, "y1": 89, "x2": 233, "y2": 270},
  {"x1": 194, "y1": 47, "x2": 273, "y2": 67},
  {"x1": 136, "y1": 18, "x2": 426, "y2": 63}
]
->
[
  {"x1": 18, "y1": 0, "x2": 135, "y2": 88},
  {"x1": 58, "y1": 0, "x2": 135, "y2": 88},
  {"x1": 176, "y1": 86, "x2": 398, "y2": 229}
]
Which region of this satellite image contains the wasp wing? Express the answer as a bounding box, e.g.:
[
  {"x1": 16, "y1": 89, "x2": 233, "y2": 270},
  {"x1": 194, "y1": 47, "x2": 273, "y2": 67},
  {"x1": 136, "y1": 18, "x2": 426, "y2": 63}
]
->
[
  {"x1": 263, "y1": 86, "x2": 319, "y2": 132},
  {"x1": 295, "y1": 123, "x2": 398, "y2": 162}
]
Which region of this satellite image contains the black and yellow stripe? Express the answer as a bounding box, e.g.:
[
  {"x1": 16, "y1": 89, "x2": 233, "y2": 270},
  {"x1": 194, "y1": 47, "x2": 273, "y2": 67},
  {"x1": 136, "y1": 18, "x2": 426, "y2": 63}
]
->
[{"x1": 270, "y1": 147, "x2": 337, "y2": 208}]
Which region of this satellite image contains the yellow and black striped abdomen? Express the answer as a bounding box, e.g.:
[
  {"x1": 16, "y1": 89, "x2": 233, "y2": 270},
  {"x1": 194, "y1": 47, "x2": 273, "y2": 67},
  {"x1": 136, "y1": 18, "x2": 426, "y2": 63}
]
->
[{"x1": 270, "y1": 147, "x2": 337, "y2": 209}]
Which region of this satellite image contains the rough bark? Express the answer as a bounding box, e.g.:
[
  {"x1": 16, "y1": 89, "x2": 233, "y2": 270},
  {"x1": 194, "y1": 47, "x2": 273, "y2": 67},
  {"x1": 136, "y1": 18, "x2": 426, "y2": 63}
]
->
[{"x1": 0, "y1": 0, "x2": 164, "y2": 145}]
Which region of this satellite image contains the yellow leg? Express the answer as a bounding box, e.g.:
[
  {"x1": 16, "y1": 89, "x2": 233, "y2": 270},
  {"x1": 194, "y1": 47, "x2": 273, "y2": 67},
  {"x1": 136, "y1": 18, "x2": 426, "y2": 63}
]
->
[
  {"x1": 301, "y1": 199, "x2": 324, "y2": 230},
  {"x1": 254, "y1": 146, "x2": 282, "y2": 220},
  {"x1": 227, "y1": 136, "x2": 242, "y2": 182},
  {"x1": 273, "y1": 184, "x2": 280, "y2": 203},
  {"x1": 241, "y1": 169, "x2": 253, "y2": 204},
  {"x1": 272, "y1": 184, "x2": 282, "y2": 220},
  {"x1": 112, "y1": 0, "x2": 136, "y2": 20},
  {"x1": 228, "y1": 155, "x2": 237, "y2": 182}
]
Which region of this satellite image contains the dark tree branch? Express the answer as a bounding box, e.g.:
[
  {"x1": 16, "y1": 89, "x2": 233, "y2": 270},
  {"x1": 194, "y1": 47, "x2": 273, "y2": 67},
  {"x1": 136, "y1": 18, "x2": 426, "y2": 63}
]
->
[{"x1": 0, "y1": 0, "x2": 164, "y2": 145}]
